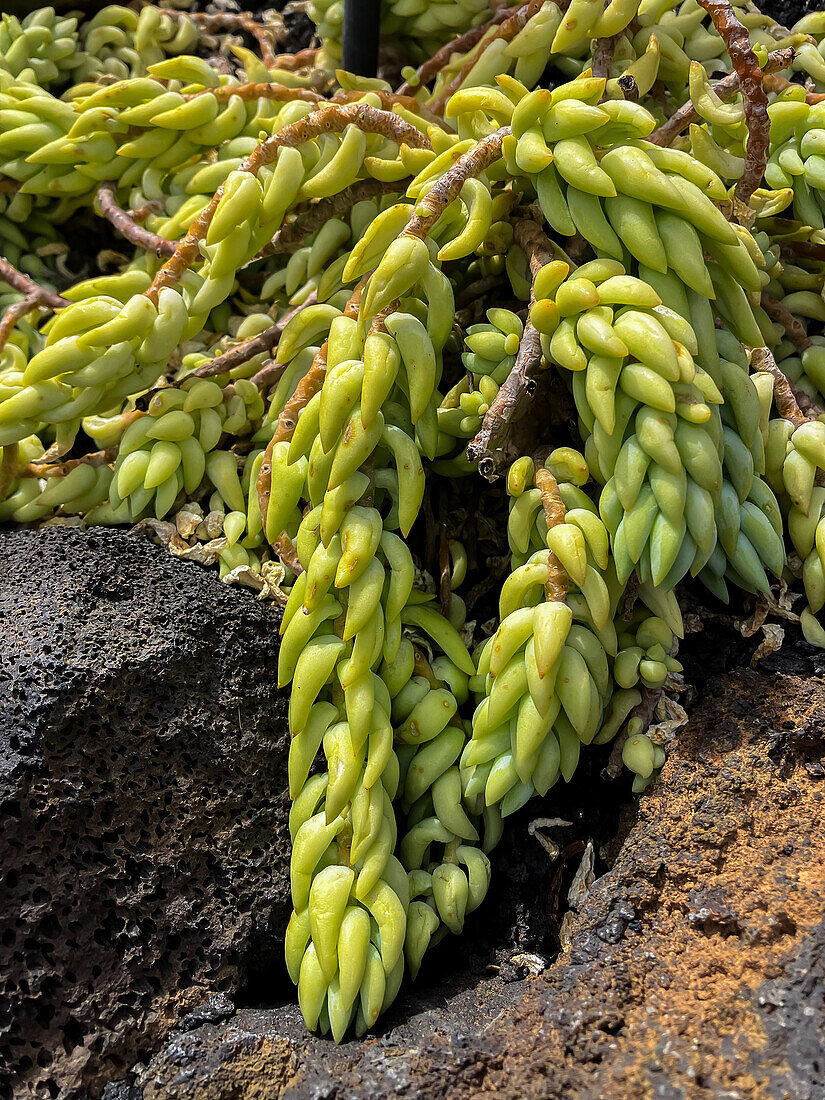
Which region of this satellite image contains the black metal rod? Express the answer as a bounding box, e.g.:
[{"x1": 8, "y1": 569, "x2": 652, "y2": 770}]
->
[{"x1": 342, "y1": 0, "x2": 381, "y2": 77}]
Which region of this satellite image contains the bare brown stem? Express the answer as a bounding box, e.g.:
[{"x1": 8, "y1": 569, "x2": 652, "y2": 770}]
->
[
  {"x1": 0, "y1": 442, "x2": 18, "y2": 502},
  {"x1": 604, "y1": 686, "x2": 663, "y2": 780},
  {"x1": 274, "y1": 47, "x2": 321, "y2": 73},
  {"x1": 0, "y1": 296, "x2": 41, "y2": 354},
  {"x1": 332, "y1": 89, "x2": 449, "y2": 128},
  {"x1": 762, "y1": 72, "x2": 825, "y2": 102},
  {"x1": 749, "y1": 345, "x2": 823, "y2": 426},
  {"x1": 128, "y1": 199, "x2": 163, "y2": 224},
  {"x1": 187, "y1": 82, "x2": 322, "y2": 104},
  {"x1": 468, "y1": 323, "x2": 541, "y2": 478},
  {"x1": 26, "y1": 448, "x2": 118, "y2": 478},
  {"x1": 249, "y1": 360, "x2": 287, "y2": 392},
  {"x1": 779, "y1": 241, "x2": 825, "y2": 262},
  {"x1": 0, "y1": 257, "x2": 67, "y2": 312},
  {"x1": 534, "y1": 465, "x2": 567, "y2": 602},
  {"x1": 403, "y1": 127, "x2": 510, "y2": 241},
  {"x1": 455, "y1": 273, "x2": 508, "y2": 310},
  {"x1": 190, "y1": 295, "x2": 317, "y2": 380},
  {"x1": 466, "y1": 218, "x2": 554, "y2": 472},
  {"x1": 761, "y1": 290, "x2": 812, "y2": 351},
  {"x1": 186, "y1": 84, "x2": 445, "y2": 127},
  {"x1": 648, "y1": 46, "x2": 793, "y2": 149},
  {"x1": 592, "y1": 34, "x2": 620, "y2": 80},
  {"x1": 273, "y1": 533, "x2": 303, "y2": 575},
  {"x1": 257, "y1": 179, "x2": 411, "y2": 258},
  {"x1": 145, "y1": 102, "x2": 431, "y2": 306},
  {"x1": 694, "y1": 0, "x2": 768, "y2": 212},
  {"x1": 439, "y1": 524, "x2": 452, "y2": 614},
  {"x1": 256, "y1": 279, "x2": 367, "y2": 558},
  {"x1": 429, "y1": 0, "x2": 549, "y2": 114},
  {"x1": 98, "y1": 183, "x2": 176, "y2": 258},
  {"x1": 181, "y1": 9, "x2": 280, "y2": 67},
  {"x1": 397, "y1": 1, "x2": 519, "y2": 94}
]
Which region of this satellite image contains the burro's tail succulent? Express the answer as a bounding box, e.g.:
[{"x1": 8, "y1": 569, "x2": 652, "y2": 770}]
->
[{"x1": 3, "y1": 0, "x2": 825, "y2": 1039}]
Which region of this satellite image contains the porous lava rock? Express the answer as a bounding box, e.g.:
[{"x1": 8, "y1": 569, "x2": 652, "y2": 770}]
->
[
  {"x1": 0, "y1": 526, "x2": 290, "y2": 1100},
  {"x1": 123, "y1": 661, "x2": 825, "y2": 1100}
]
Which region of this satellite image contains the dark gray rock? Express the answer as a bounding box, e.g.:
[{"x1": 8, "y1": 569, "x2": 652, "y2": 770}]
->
[
  {"x1": 754, "y1": 918, "x2": 825, "y2": 1100},
  {"x1": 0, "y1": 527, "x2": 291, "y2": 1100}
]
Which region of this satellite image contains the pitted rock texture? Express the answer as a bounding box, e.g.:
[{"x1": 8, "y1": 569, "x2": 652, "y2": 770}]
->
[
  {"x1": 124, "y1": 664, "x2": 825, "y2": 1100},
  {"x1": 0, "y1": 527, "x2": 290, "y2": 1100}
]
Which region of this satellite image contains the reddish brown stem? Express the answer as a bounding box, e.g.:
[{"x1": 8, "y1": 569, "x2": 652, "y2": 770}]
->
[
  {"x1": 274, "y1": 47, "x2": 320, "y2": 73},
  {"x1": 467, "y1": 218, "x2": 554, "y2": 471},
  {"x1": 0, "y1": 442, "x2": 18, "y2": 501},
  {"x1": 190, "y1": 296, "x2": 317, "y2": 380},
  {"x1": 604, "y1": 686, "x2": 663, "y2": 780},
  {"x1": 750, "y1": 345, "x2": 822, "y2": 426},
  {"x1": 694, "y1": 0, "x2": 768, "y2": 211},
  {"x1": 761, "y1": 291, "x2": 812, "y2": 351},
  {"x1": 397, "y1": 2, "x2": 519, "y2": 94},
  {"x1": 249, "y1": 360, "x2": 287, "y2": 392},
  {"x1": 128, "y1": 199, "x2": 164, "y2": 224},
  {"x1": 592, "y1": 34, "x2": 620, "y2": 80},
  {"x1": 762, "y1": 72, "x2": 825, "y2": 102},
  {"x1": 98, "y1": 183, "x2": 176, "y2": 257},
  {"x1": 439, "y1": 526, "x2": 452, "y2": 614},
  {"x1": 779, "y1": 241, "x2": 825, "y2": 262},
  {"x1": 332, "y1": 89, "x2": 448, "y2": 127},
  {"x1": 145, "y1": 102, "x2": 431, "y2": 306},
  {"x1": 269, "y1": 336, "x2": 333, "y2": 444},
  {"x1": 0, "y1": 257, "x2": 67, "y2": 312},
  {"x1": 135, "y1": 300, "x2": 317, "y2": 415},
  {"x1": 534, "y1": 466, "x2": 567, "y2": 602},
  {"x1": 513, "y1": 216, "x2": 556, "y2": 271},
  {"x1": 0, "y1": 296, "x2": 40, "y2": 354},
  {"x1": 620, "y1": 572, "x2": 640, "y2": 620},
  {"x1": 456, "y1": 273, "x2": 508, "y2": 310},
  {"x1": 429, "y1": 0, "x2": 548, "y2": 114},
  {"x1": 27, "y1": 448, "x2": 117, "y2": 478},
  {"x1": 183, "y1": 10, "x2": 280, "y2": 67},
  {"x1": 257, "y1": 179, "x2": 411, "y2": 258},
  {"x1": 404, "y1": 127, "x2": 510, "y2": 241},
  {"x1": 648, "y1": 46, "x2": 794, "y2": 148},
  {"x1": 468, "y1": 322, "x2": 541, "y2": 477},
  {"x1": 186, "y1": 84, "x2": 444, "y2": 125},
  {"x1": 187, "y1": 82, "x2": 322, "y2": 104},
  {"x1": 256, "y1": 280, "x2": 367, "y2": 557},
  {"x1": 273, "y1": 533, "x2": 303, "y2": 575}
]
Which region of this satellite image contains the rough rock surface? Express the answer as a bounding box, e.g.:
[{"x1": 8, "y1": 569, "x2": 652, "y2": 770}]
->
[
  {"x1": 4, "y1": 532, "x2": 825, "y2": 1100},
  {"x1": 0, "y1": 527, "x2": 626, "y2": 1099},
  {"x1": 0, "y1": 527, "x2": 290, "y2": 1100},
  {"x1": 122, "y1": 658, "x2": 825, "y2": 1100}
]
